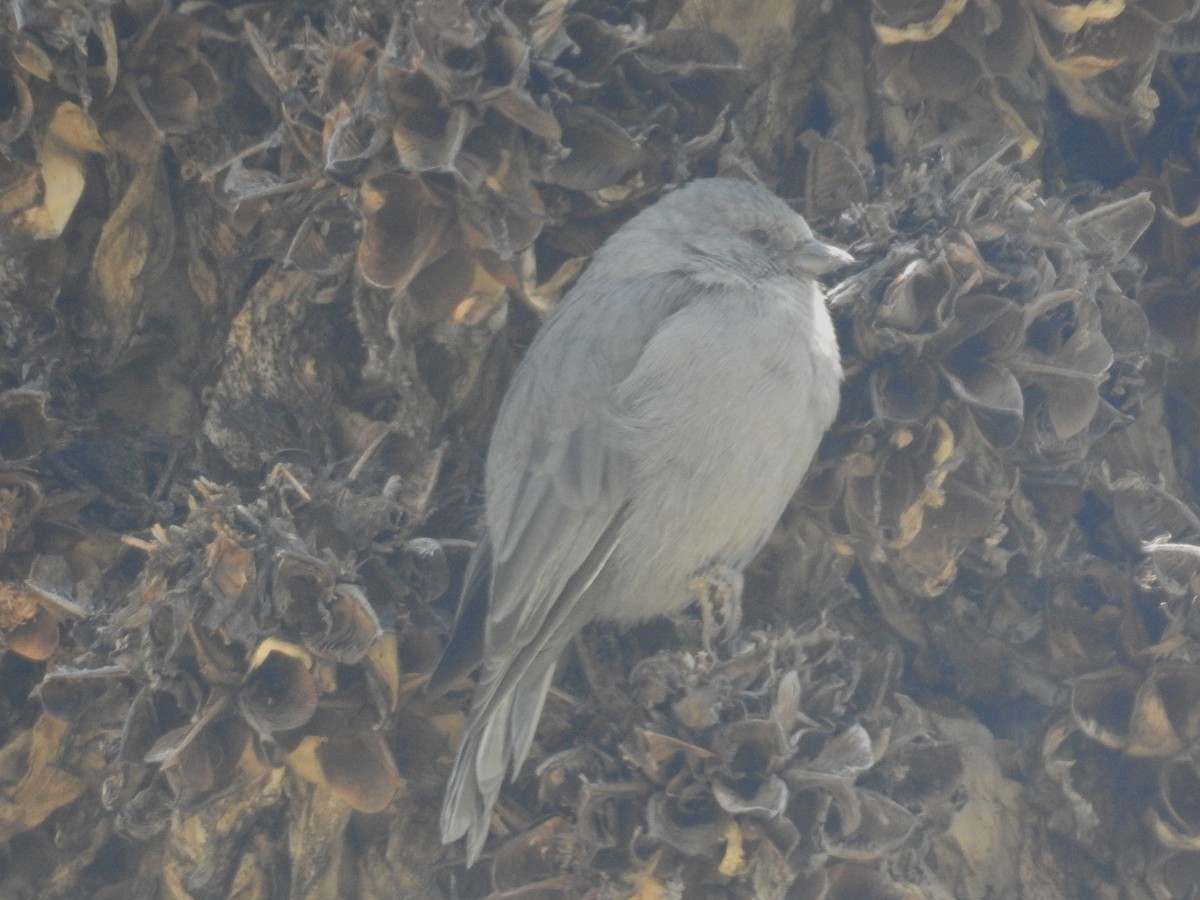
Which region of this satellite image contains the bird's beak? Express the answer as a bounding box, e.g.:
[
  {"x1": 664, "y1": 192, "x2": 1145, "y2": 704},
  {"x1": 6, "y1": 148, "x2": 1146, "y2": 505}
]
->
[{"x1": 795, "y1": 238, "x2": 854, "y2": 275}]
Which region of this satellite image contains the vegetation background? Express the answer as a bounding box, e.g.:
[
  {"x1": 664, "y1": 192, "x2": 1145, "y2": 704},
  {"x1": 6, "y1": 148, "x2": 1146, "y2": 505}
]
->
[{"x1": 2, "y1": 0, "x2": 1200, "y2": 897}]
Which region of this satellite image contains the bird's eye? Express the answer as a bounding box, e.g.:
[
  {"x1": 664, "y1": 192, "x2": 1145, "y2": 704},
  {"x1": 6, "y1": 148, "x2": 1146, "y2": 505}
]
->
[{"x1": 748, "y1": 228, "x2": 771, "y2": 246}]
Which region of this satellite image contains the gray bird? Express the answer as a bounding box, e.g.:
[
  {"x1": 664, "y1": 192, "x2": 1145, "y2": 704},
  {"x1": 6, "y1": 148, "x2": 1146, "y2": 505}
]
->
[{"x1": 427, "y1": 177, "x2": 850, "y2": 865}]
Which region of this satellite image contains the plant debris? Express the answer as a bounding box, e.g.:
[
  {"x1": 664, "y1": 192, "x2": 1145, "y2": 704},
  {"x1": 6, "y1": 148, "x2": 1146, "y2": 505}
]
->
[{"x1": 3, "y1": 0, "x2": 1200, "y2": 897}]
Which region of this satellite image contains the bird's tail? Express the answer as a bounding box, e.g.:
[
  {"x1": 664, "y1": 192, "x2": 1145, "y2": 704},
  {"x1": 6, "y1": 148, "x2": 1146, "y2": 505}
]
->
[{"x1": 441, "y1": 664, "x2": 556, "y2": 865}]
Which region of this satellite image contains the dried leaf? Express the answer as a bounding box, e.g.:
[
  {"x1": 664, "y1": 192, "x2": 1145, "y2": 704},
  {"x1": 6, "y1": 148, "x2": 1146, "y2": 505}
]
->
[{"x1": 16, "y1": 103, "x2": 104, "y2": 239}]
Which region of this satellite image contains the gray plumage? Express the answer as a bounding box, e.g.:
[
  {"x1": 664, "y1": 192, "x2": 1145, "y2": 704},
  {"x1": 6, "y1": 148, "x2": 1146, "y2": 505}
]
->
[{"x1": 428, "y1": 178, "x2": 850, "y2": 865}]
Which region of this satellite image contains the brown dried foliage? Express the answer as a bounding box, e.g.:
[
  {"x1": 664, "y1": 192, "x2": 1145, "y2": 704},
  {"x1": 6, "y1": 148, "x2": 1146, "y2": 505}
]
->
[{"x1": 3, "y1": 0, "x2": 1200, "y2": 897}]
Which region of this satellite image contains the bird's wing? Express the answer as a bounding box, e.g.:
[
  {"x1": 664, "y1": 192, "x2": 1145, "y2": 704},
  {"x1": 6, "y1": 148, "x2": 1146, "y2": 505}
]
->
[
  {"x1": 484, "y1": 274, "x2": 696, "y2": 643},
  {"x1": 425, "y1": 535, "x2": 492, "y2": 696},
  {"x1": 475, "y1": 273, "x2": 694, "y2": 693},
  {"x1": 425, "y1": 413, "x2": 632, "y2": 700}
]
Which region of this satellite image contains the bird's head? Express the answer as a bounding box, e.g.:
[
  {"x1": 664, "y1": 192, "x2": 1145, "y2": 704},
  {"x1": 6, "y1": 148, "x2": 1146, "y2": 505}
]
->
[{"x1": 600, "y1": 178, "x2": 853, "y2": 289}]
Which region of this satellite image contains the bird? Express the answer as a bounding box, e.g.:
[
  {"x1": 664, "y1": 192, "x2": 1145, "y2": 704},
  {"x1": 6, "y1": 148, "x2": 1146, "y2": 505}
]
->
[{"x1": 426, "y1": 177, "x2": 851, "y2": 865}]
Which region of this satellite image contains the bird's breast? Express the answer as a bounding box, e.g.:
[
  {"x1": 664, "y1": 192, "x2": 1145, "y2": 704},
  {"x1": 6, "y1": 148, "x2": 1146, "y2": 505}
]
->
[{"x1": 602, "y1": 288, "x2": 840, "y2": 620}]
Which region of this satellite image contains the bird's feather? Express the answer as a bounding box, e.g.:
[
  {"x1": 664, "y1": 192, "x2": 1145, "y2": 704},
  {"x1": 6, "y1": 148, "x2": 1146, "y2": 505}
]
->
[{"x1": 433, "y1": 179, "x2": 848, "y2": 866}]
